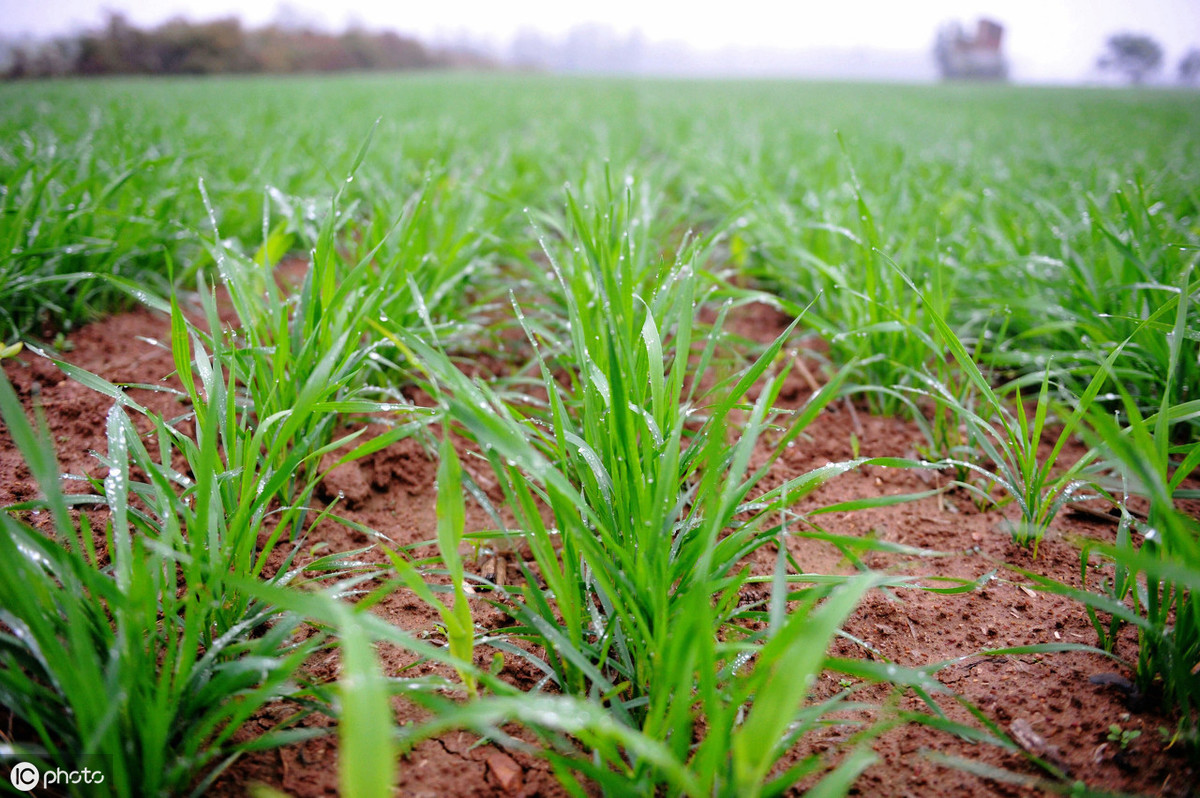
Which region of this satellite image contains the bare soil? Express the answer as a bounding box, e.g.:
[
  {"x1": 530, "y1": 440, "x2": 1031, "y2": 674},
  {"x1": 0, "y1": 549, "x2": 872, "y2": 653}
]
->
[{"x1": 2, "y1": 299, "x2": 1197, "y2": 798}]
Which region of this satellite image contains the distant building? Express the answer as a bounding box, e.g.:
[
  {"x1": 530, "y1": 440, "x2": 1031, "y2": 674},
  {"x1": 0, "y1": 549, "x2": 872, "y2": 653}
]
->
[{"x1": 934, "y1": 19, "x2": 1008, "y2": 81}]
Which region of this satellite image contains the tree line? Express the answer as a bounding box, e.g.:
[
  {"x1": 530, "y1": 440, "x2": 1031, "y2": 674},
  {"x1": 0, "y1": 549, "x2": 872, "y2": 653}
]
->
[
  {"x1": 3, "y1": 13, "x2": 490, "y2": 79},
  {"x1": 1098, "y1": 33, "x2": 1200, "y2": 85}
]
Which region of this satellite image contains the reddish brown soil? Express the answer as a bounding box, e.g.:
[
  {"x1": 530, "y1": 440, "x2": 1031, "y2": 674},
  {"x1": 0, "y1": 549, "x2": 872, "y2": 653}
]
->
[{"x1": 2, "y1": 299, "x2": 1197, "y2": 798}]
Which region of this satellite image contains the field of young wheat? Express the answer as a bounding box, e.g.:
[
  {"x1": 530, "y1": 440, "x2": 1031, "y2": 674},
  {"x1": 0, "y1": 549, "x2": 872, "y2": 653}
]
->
[{"x1": 1, "y1": 74, "x2": 1198, "y2": 797}]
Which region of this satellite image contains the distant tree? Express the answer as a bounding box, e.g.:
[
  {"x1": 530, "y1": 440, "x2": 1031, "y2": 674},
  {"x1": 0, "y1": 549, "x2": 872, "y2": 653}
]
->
[
  {"x1": 511, "y1": 27, "x2": 551, "y2": 70},
  {"x1": 4, "y1": 37, "x2": 79, "y2": 78},
  {"x1": 1181, "y1": 49, "x2": 1200, "y2": 84},
  {"x1": 1097, "y1": 32, "x2": 1163, "y2": 84}
]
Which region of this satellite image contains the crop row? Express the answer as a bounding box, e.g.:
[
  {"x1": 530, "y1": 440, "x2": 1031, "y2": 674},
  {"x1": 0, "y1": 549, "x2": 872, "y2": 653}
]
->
[{"x1": 1, "y1": 76, "x2": 1198, "y2": 795}]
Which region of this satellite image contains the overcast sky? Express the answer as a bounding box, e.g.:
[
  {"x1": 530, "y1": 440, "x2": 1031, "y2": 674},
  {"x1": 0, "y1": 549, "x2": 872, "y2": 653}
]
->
[{"x1": 2, "y1": 0, "x2": 1197, "y2": 82}]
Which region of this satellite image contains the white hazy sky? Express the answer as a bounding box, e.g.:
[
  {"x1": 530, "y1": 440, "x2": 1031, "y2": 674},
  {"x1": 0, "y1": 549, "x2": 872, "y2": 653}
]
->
[{"x1": 2, "y1": 0, "x2": 1198, "y2": 82}]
